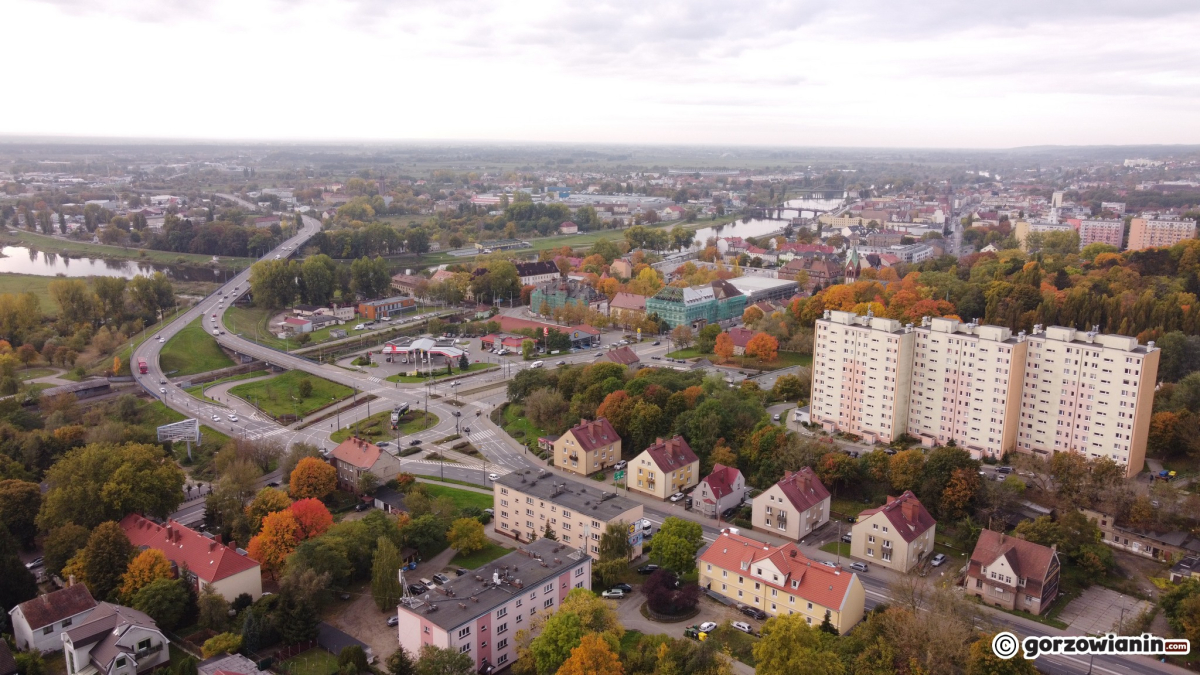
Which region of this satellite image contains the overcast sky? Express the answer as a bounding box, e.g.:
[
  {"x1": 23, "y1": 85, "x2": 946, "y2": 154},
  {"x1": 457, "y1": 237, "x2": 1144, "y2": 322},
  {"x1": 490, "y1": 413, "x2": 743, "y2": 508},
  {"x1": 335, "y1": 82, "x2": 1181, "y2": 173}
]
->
[{"x1": 6, "y1": 0, "x2": 1200, "y2": 148}]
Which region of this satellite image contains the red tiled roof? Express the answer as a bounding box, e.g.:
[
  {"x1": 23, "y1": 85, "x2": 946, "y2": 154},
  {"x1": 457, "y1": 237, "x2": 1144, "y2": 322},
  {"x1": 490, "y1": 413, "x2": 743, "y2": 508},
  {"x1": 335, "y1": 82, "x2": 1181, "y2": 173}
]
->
[
  {"x1": 699, "y1": 530, "x2": 857, "y2": 611},
  {"x1": 605, "y1": 346, "x2": 640, "y2": 365},
  {"x1": 858, "y1": 491, "x2": 936, "y2": 543},
  {"x1": 569, "y1": 324, "x2": 601, "y2": 336},
  {"x1": 120, "y1": 514, "x2": 260, "y2": 584},
  {"x1": 701, "y1": 464, "x2": 743, "y2": 500},
  {"x1": 566, "y1": 418, "x2": 619, "y2": 453},
  {"x1": 15, "y1": 584, "x2": 96, "y2": 630},
  {"x1": 642, "y1": 436, "x2": 698, "y2": 472},
  {"x1": 610, "y1": 292, "x2": 647, "y2": 311},
  {"x1": 970, "y1": 529, "x2": 1057, "y2": 581},
  {"x1": 727, "y1": 327, "x2": 756, "y2": 348},
  {"x1": 331, "y1": 437, "x2": 382, "y2": 470},
  {"x1": 774, "y1": 468, "x2": 830, "y2": 513}
]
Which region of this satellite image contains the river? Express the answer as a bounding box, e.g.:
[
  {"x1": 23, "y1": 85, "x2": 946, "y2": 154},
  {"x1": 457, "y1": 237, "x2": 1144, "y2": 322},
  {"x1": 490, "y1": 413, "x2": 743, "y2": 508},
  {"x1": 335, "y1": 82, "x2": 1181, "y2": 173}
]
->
[
  {"x1": 692, "y1": 197, "x2": 844, "y2": 243},
  {"x1": 0, "y1": 246, "x2": 226, "y2": 282}
]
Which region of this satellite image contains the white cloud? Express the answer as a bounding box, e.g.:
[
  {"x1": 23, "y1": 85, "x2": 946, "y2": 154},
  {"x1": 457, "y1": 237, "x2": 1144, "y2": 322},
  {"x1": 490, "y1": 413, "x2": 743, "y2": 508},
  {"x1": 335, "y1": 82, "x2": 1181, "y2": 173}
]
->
[{"x1": 4, "y1": 0, "x2": 1200, "y2": 147}]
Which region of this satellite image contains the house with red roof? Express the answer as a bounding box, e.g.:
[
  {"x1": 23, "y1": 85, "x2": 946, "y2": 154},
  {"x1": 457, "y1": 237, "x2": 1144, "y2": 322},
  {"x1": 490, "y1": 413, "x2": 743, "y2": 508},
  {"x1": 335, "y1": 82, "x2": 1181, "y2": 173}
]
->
[
  {"x1": 553, "y1": 418, "x2": 621, "y2": 476},
  {"x1": 849, "y1": 491, "x2": 937, "y2": 573},
  {"x1": 698, "y1": 528, "x2": 866, "y2": 633},
  {"x1": 726, "y1": 327, "x2": 757, "y2": 356},
  {"x1": 329, "y1": 436, "x2": 404, "y2": 491},
  {"x1": 609, "y1": 292, "x2": 648, "y2": 325},
  {"x1": 696, "y1": 464, "x2": 747, "y2": 518},
  {"x1": 9, "y1": 584, "x2": 97, "y2": 653},
  {"x1": 626, "y1": 436, "x2": 699, "y2": 500},
  {"x1": 752, "y1": 468, "x2": 830, "y2": 540},
  {"x1": 119, "y1": 514, "x2": 263, "y2": 602},
  {"x1": 967, "y1": 530, "x2": 1060, "y2": 615},
  {"x1": 559, "y1": 221, "x2": 579, "y2": 234},
  {"x1": 603, "y1": 345, "x2": 641, "y2": 371}
]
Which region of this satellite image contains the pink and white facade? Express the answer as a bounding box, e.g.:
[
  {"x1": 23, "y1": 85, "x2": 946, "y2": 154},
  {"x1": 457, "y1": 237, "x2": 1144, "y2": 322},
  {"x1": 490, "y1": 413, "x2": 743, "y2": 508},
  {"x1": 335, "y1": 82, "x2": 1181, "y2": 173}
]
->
[
  {"x1": 1077, "y1": 219, "x2": 1125, "y2": 250},
  {"x1": 810, "y1": 310, "x2": 915, "y2": 443},
  {"x1": 396, "y1": 540, "x2": 591, "y2": 673}
]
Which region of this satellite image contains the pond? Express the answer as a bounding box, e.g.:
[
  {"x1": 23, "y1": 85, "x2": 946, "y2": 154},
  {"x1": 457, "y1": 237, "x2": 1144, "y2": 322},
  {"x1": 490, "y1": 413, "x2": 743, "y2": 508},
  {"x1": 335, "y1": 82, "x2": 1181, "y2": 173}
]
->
[
  {"x1": 0, "y1": 246, "x2": 227, "y2": 282},
  {"x1": 693, "y1": 198, "x2": 844, "y2": 243}
]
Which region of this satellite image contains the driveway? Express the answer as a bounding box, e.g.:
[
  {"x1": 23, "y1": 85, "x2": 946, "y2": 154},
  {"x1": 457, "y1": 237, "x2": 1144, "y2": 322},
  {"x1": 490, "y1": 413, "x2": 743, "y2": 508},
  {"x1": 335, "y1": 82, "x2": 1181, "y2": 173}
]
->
[
  {"x1": 613, "y1": 589, "x2": 756, "y2": 675},
  {"x1": 324, "y1": 583, "x2": 397, "y2": 663},
  {"x1": 1055, "y1": 587, "x2": 1152, "y2": 635}
]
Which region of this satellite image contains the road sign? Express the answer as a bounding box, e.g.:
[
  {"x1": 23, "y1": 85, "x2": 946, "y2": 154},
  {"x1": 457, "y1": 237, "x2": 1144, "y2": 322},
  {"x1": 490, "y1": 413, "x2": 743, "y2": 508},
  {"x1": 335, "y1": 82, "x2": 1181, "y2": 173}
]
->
[{"x1": 614, "y1": 471, "x2": 625, "y2": 481}]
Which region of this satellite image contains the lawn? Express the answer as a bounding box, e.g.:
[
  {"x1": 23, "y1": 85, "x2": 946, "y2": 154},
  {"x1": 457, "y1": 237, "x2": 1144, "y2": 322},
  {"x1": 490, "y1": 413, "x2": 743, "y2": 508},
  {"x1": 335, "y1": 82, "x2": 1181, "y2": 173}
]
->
[
  {"x1": 16, "y1": 367, "x2": 58, "y2": 381},
  {"x1": 820, "y1": 541, "x2": 852, "y2": 558},
  {"x1": 500, "y1": 403, "x2": 550, "y2": 446},
  {"x1": 280, "y1": 648, "x2": 339, "y2": 675},
  {"x1": 0, "y1": 273, "x2": 65, "y2": 316},
  {"x1": 184, "y1": 370, "x2": 270, "y2": 402},
  {"x1": 830, "y1": 497, "x2": 869, "y2": 519},
  {"x1": 330, "y1": 409, "x2": 439, "y2": 443},
  {"x1": 229, "y1": 370, "x2": 354, "y2": 419},
  {"x1": 3, "y1": 230, "x2": 253, "y2": 268},
  {"x1": 420, "y1": 483, "x2": 494, "y2": 512},
  {"x1": 386, "y1": 362, "x2": 497, "y2": 383},
  {"x1": 450, "y1": 542, "x2": 512, "y2": 569},
  {"x1": 666, "y1": 347, "x2": 811, "y2": 371},
  {"x1": 160, "y1": 316, "x2": 235, "y2": 376}
]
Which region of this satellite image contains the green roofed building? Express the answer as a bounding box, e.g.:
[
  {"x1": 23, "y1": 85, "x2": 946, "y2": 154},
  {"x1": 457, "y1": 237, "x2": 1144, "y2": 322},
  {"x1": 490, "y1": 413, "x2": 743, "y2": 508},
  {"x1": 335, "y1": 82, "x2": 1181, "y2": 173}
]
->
[{"x1": 645, "y1": 279, "x2": 746, "y2": 329}]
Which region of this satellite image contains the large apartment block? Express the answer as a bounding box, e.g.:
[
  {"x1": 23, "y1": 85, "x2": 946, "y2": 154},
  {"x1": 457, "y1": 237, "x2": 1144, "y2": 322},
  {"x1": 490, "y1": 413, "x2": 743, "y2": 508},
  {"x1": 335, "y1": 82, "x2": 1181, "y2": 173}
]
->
[
  {"x1": 810, "y1": 310, "x2": 915, "y2": 444},
  {"x1": 1127, "y1": 216, "x2": 1197, "y2": 251},
  {"x1": 493, "y1": 472, "x2": 644, "y2": 560},
  {"x1": 908, "y1": 317, "x2": 1027, "y2": 459},
  {"x1": 812, "y1": 311, "x2": 1159, "y2": 475},
  {"x1": 1017, "y1": 325, "x2": 1159, "y2": 476},
  {"x1": 1077, "y1": 219, "x2": 1125, "y2": 250}
]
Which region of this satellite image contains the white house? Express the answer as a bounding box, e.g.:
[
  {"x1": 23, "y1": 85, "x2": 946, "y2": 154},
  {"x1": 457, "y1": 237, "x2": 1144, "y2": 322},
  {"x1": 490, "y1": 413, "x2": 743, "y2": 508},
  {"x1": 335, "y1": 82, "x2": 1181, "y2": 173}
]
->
[
  {"x1": 9, "y1": 585, "x2": 98, "y2": 653},
  {"x1": 695, "y1": 464, "x2": 747, "y2": 518}
]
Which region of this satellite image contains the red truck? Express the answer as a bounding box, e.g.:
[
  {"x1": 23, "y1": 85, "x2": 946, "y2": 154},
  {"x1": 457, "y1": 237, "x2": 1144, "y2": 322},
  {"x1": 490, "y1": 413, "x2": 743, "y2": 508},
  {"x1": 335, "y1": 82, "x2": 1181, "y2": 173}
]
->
[{"x1": 137, "y1": 357, "x2": 148, "y2": 374}]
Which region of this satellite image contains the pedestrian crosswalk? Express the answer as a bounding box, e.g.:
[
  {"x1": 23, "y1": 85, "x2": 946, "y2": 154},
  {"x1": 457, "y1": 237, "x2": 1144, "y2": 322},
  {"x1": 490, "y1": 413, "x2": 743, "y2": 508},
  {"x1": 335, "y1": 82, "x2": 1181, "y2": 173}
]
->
[{"x1": 366, "y1": 376, "x2": 383, "y2": 384}]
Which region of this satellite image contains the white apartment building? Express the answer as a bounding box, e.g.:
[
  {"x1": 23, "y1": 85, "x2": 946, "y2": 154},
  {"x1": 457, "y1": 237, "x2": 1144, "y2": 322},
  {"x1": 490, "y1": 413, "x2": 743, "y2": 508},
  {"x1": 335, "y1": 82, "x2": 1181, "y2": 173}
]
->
[
  {"x1": 1017, "y1": 325, "x2": 1159, "y2": 477},
  {"x1": 493, "y1": 472, "x2": 644, "y2": 559},
  {"x1": 810, "y1": 310, "x2": 915, "y2": 444},
  {"x1": 908, "y1": 317, "x2": 1027, "y2": 460}
]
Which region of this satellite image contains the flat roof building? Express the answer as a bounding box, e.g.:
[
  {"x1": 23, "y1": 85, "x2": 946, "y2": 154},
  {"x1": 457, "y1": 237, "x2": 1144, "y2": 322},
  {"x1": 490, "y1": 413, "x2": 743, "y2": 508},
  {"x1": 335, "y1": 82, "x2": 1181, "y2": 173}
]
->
[{"x1": 725, "y1": 276, "x2": 799, "y2": 304}]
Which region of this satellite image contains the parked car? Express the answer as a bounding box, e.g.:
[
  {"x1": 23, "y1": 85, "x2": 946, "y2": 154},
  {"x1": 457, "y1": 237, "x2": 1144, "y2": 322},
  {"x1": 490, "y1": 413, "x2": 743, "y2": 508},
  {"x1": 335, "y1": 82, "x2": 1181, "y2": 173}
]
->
[
  {"x1": 739, "y1": 606, "x2": 767, "y2": 620},
  {"x1": 488, "y1": 473, "x2": 499, "y2": 481},
  {"x1": 601, "y1": 589, "x2": 625, "y2": 599},
  {"x1": 24, "y1": 557, "x2": 43, "y2": 570},
  {"x1": 407, "y1": 583, "x2": 427, "y2": 595},
  {"x1": 820, "y1": 561, "x2": 838, "y2": 569},
  {"x1": 721, "y1": 507, "x2": 738, "y2": 519},
  {"x1": 640, "y1": 518, "x2": 652, "y2": 531},
  {"x1": 637, "y1": 564, "x2": 660, "y2": 575},
  {"x1": 455, "y1": 568, "x2": 469, "y2": 576},
  {"x1": 669, "y1": 492, "x2": 685, "y2": 502},
  {"x1": 849, "y1": 562, "x2": 868, "y2": 573},
  {"x1": 611, "y1": 583, "x2": 632, "y2": 593},
  {"x1": 386, "y1": 616, "x2": 399, "y2": 627},
  {"x1": 419, "y1": 578, "x2": 434, "y2": 588},
  {"x1": 732, "y1": 621, "x2": 754, "y2": 634},
  {"x1": 354, "y1": 324, "x2": 365, "y2": 330},
  {"x1": 432, "y1": 573, "x2": 450, "y2": 585},
  {"x1": 931, "y1": 553, "x2": 947, "y2": 567},
  {"x1": 846, "y1": 516, "x2": 858, "y2": 523},
  {"x1": 614, "y1": 460, "x2": 627, "y2": 471},
  {"x1": 355, "y1": 502, "x2": 370, "y2": 512},
  {"x1": 841, "y1": 533, "x2": 853, "y2": 543},
  {"x1": 698, "y1": 621, "x2": 717, "y2": 633},
  {"x1": 484, "y1": 508, "x2": 494, "y2": 516},
  {"x1": 997, "y1": 466, "x2": 1013, "y2": 474}
]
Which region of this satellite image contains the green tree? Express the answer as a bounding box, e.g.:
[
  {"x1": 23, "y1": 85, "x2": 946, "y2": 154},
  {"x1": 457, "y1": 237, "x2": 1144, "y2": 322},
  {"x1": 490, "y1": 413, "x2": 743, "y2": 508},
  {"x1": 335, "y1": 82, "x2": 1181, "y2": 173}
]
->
[
  {"x1": 967, "y1": 633, "x2": 1039, "y2": 674},
  {"x1": 297, "y1": 378, "x2": 314, "y2": 398},
  {"x1": 0, "y1": 522, "x2": 37, "y2": 610},
  {"x1": 201, "y1": 633, "x2": 243, "y2": 659},
  {"x1": 447, "y1": 517, "x2": 487, "y2": 555},
  {"x1": 38, "y1": 442, "x2": 185, "y2": 531},
  {"x1": 651, "y1": 517, "x2": 704, "y2": 575},
  {"x1": 0, "y1": 479, "x2": 41, "y2": 548},
  {"x1": 80, "y1": 521, "x2": 135, "y2": 601},
  {"x1": 339, "y1": 646, "x2": 370, "y2": 674},
  {"x1": 753, "y1": 613, "x2": 844, "y2": 675},
  {"x1": 371, "y1": 537, "x2": 403, "y2": 611},
  {"x1": 43, "y1": 522, "x2": 90, "y2": 577},
  {"x1": 529, "y1": 611, "x2": 583, "y2": 675},
  {"x1": 197, "y1": 583, "x2": 231, "y2": 631},
  {"x1": 386, "y1": 648, "x2": 417, "y2": 675},
  {"x1": 413, "y1": 645, "x2": 473, "y2": 675},
  {"x1": 133, "y1": 577, "x2": 190, "y2": 629}
]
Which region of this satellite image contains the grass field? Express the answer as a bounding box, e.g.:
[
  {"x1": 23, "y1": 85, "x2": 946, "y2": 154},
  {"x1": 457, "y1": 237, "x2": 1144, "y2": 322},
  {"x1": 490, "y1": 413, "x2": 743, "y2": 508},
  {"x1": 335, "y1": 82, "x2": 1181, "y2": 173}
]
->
[
  {"x1": 330, "y1": 409, "x2": 439, "y2": 443},
  {"x1": 819, "y1": 541, "x2": 851, "y2": 558},
  {"x1": 420, "y1": 483, "x2": 494, "y2": 512},
  {"x1": 16, "y1": 367, "x2": 58, "y2": 381},
  {"x1": 160, "y1": 316, "x2": 235, "y2": 376},
  {"x1": 386, "y1": 362, "x2": 497, "y2": 383},
  {"x1": 666, "y1": 347, "x2": 811, "y2": 370},
  {"x1": 280, "y1": 649, "x2": 339, "y2": 675},
  {"x1": 229, "y1": 370, "x2": 354, "y2": 419},
  {"x1": 0, "y1": 273, "x2": 61, "y2": 316},
  {"x1": 500, "y1": 403, "x2": 549, "y2": 446},
  {"x1": 450, "y1": 542, "x2": 511, "y2": 569},
  {"x1": 2, "y1": 230, "x2": 253, "y2": 268},
  {"x1": 184, "y1": 370, "x2": 270, "y2": 402}
]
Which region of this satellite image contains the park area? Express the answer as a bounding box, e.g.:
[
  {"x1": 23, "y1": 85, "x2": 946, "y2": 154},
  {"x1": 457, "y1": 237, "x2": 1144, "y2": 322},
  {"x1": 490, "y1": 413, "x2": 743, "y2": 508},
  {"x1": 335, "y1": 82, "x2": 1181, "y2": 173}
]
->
[
  {"x1": 329, "y1": 409, "x2": 439, "y2": 444},
  {"x1": 230, "y1": 370, "x2": 354, "y2": 420},
  {"x1": 160, "y1": 316, "x2": 235, "y2": 376}
]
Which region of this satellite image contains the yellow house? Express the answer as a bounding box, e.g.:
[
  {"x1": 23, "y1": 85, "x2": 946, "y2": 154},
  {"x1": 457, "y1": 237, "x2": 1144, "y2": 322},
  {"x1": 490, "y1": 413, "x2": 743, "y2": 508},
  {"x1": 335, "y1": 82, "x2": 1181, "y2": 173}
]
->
[
  {"x1": 699, "y1": 528, "x2": 866, "y2": 634},
  {"x1": 850, "y1": 491, "x2": 937, "y2": 573},
  {"x1": 553, "y1": 418, "x2": 621, "y2": 476},
  {"x1": 627, "y1": 436, "x2": 699, "y2": 500}
]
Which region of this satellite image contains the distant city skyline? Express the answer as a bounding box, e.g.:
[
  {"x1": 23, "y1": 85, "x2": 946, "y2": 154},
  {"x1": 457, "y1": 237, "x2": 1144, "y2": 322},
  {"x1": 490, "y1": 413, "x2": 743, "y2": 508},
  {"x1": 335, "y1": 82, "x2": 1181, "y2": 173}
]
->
[{"x1": 6, "y1": 0, "x2": 1200, "y2": 148}]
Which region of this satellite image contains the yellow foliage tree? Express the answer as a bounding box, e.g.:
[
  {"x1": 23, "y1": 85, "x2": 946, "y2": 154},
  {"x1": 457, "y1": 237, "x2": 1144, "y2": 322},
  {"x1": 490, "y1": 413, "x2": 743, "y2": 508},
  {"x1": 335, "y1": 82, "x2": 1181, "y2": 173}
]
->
[
  {"x1": 246, "y1": 509, "x2": 299, "y2": 579},
  {"x1": 289, "y1": 457, "x2": 336, "y2": 500},
  {"x1": 119, "y1": 549, "x2": 173, "y2": 601},
  {"x1": 557, "y1": 634, "x2": 623, "y2": 675}
]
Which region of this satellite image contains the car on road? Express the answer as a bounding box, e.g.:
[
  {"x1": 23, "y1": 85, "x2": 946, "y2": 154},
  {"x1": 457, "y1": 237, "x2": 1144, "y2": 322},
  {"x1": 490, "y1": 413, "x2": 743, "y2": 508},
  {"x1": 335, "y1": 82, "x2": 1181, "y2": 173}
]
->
[
  {"x1": 698, "y1": 621, "x2": 717, "y2": 633},
  {"x1": 637, "y1": 564, "x2": 660, "y2": 575},
  {"x1": 488, "y1": 473, "x2": 499, "y2": 481},
  {"x1": 211, "y1": 414, "x2": 220, "y2": 421},
  {"x1": 640, "y1": 518, "x2": 652, "y2": 532},
  {"x1": 849, "y1": 562, "x2": 868, "y2": 573},
  {"x1": 601, "y1": 589, "x2": 625, "y2": 599},
  {"x1": 556, "y1": 360, "x2": 566, "y2": 366},
  {"x1": 611, "y1": 583, "x2": 633, "y2": 593},
  {"x1": 652, "y1": 341, "x2": 661, "y2": 346},
  {"x1": 354, "y1": 324, "x2": 365, "y2": 330},
  {"x1": 432, "y1": 573, "x2": 450, "y2": 585},
  {"x1": 159, "y1": 387, "x2": 166, "y2": 394},
  {"x1": 268, "y1": 482, "x2": 279, "y2": 487},
  {"x1": 452, "y1": 411, "x2": 461, "y2": 417},
  {"x1": 229, "y1": 415, "x2": 238, "y2": 422},
  {"x1": 772, "y1": 413, "x2": 781, "y2": 421},
  {"x1": 377, "y1": 441, "x2": 389, "y2": 448},
  {"x1": 158, "y1": 336, "x2": 165, "y2": 343},
  {"x1": 407, "y1": 583, "x2": 427, "y2": 595},
  {"x1": 593, "y1": 352, "x2": 603, "y2": 358},
  {"x1": 931, "y1": 553, "x2": 947, "y2": 567},
  {"x1": 732, "y1": 621, "x2": 754, "y2": 634},
  {"x1": 614, "y1": 460, "x2": 627, "y2": 471},
  {"x1": 530, "y1": 361, "x2": 544, "y2": 368},
  {"x1": 24, "y1": 557, "x2": 43, "y2": 570},
  {"x1": 409, "y1": 439, "x2": 422, "y2": 446},
  {"x1": 669, "y1": 492, "x2": 685, "y2": 502},
  {"x1": 739, "y1": 606, "x2": 767, "y2": 620},
  {"x1": 462, "y1": 427, "x2": 470, "y2": 434},
  {"x1": 212, "y1": 313, "x2": 216, "y2": 318},
  {"x1": 386, "y1": 616, "x2": 399, "y2": 627}
]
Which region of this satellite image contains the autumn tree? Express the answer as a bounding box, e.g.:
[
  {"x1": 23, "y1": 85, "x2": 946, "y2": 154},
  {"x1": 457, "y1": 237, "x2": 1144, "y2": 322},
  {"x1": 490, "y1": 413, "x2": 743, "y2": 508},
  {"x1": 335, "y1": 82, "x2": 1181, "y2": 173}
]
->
[
  {"x1": 753, "y1": 613, "x2": 844, "y2": 675},
  {"x1": 38, "y1": 442, "x2": 185, "y2": 531},
  {"x1": 941, "y1": 467, "x2": 981, "y2": 520},
  {"x1": 745, "y1": 333, "x2": 779, "y2": 363},
  {"x1": 76, "y1": 521, "x2": 135, "y2": 601},
  {"x1": 289, "y1": 457, "x2": 336, "y2": 500},
  {"x1": 558, "y1": 634, "x2": 623, "y2": 675},
  {"x1": 119, "y1": 549, "x2": 173, "y2": 601},
  {"x1": 967, "y1": 633, "x2": 1039, "y2": 674},
  {"x1": 247, "y1": 509, "x2": 300, "y2": 579},
  {"x1": 413, "y1": 645, "x2": 473, "y2": 675},
  {"x1": 713, "y1": 332, "x2": 735, "y2": 363},
  {"x1": 245, "y1": 487, "x2": 292, "y2": 534},
  {"x1": 889, "y1": 450, "x2": 925, "y2": 492},
  {"x1": 447, "y1": 517, "x2": 487, "y2": 555},
  {"x1": 742, "y1": 305, "x2": 764, "y2": 326},
  {"x1": 202, "y1": 633, "x2": 243, "y2": 659},
  {"x1": 670, "y1": 325, "x2": 693, "y2": 350},
  {"x1": 290, "y1": 498, "x2": 334, "y2": 540}
]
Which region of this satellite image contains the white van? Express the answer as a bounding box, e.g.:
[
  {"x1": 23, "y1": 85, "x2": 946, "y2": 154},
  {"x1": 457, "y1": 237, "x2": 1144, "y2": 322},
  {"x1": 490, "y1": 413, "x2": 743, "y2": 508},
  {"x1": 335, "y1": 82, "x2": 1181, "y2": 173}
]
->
[{"x1": 530, "y1": 361, "x2": 544, "y2": 368}]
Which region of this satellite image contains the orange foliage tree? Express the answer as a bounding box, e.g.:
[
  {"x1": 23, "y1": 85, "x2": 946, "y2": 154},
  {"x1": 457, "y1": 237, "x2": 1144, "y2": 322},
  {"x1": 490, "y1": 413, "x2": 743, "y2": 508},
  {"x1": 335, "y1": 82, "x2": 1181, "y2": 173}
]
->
[
  {"x1": 246, "y1": 509, "x2": 299, "y2": 579},
  {"x1": 745, "y1": 333, "x2": 779, "y2": 363},
  {"x1": 290, "y1": 498, "x2": 333, "y2": 540},
  {"x1": 119, "y1": 549, "x2": 173, "y2": 601},
  {"x1": 941, "y1": 467, "x2": 981, "y2": 520},
  {"x1": 557, "y1": 634, "x2": 623, "y2": 675},
  {"x1": 714, "y1": 332, "x2": 735, "y2": 363},
  {"x1": 742, "y1": 305, "x2": 764, "y2": 325},
  {"x1": 289, "y1": 457, "x2": 336, "y2": 500}
]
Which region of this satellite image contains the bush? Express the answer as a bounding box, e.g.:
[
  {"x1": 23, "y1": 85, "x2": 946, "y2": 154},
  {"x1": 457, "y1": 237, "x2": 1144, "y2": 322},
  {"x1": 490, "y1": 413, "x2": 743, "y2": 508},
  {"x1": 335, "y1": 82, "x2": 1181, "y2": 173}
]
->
[
  {"x1": 399, "y1": 446, "x2": 422, "y2": 457},
  {"x1": 643, "y1": 569, "x2": 699, "y2": 616}
]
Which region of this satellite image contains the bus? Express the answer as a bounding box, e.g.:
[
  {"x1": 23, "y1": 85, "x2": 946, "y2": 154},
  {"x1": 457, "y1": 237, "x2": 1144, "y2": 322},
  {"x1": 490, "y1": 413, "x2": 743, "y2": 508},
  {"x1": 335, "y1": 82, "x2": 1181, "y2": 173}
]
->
[{"x1": 137, "y1": 357, "x2": 148, "y2": 374}]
